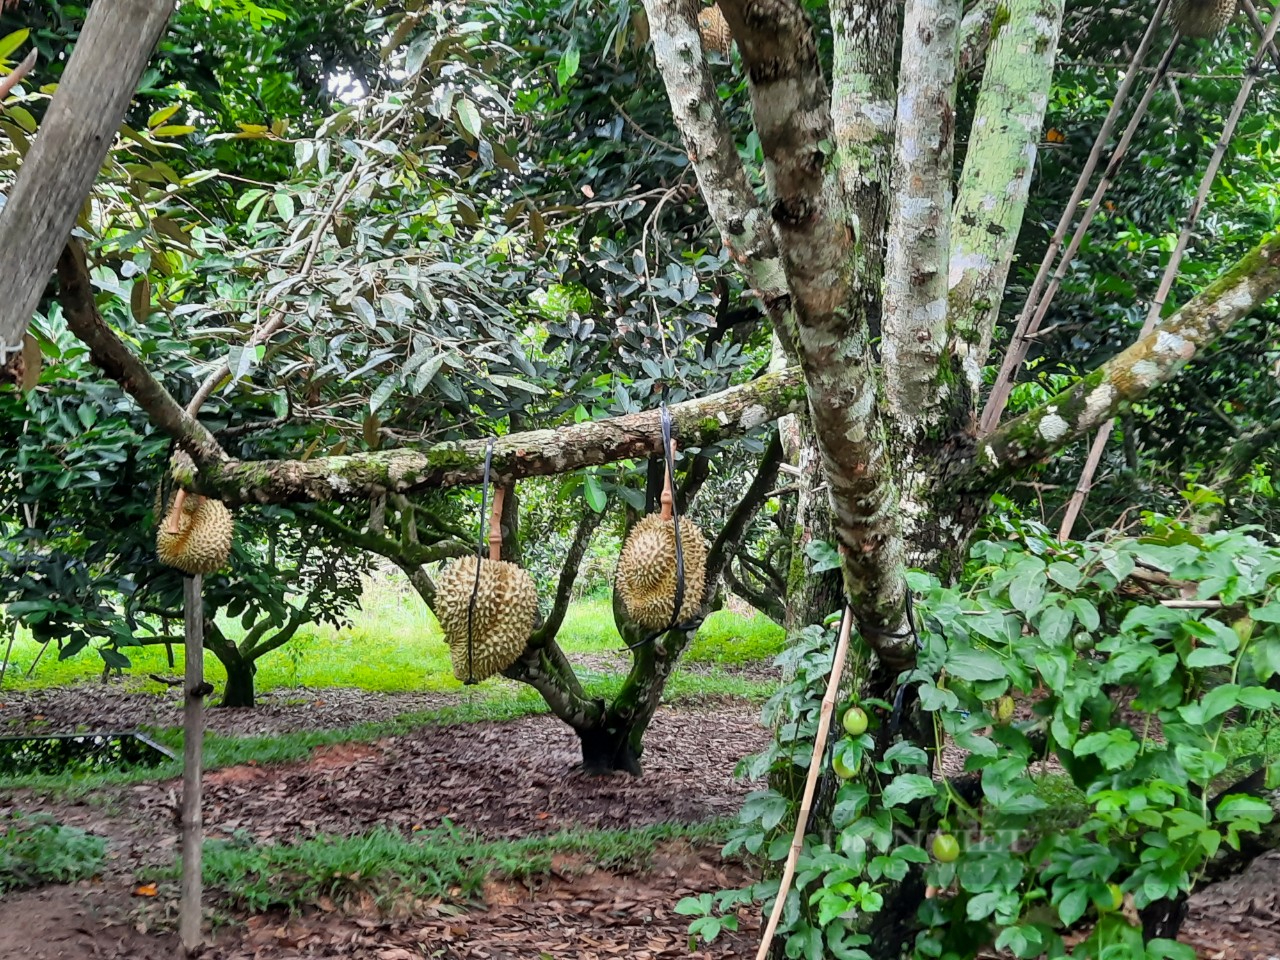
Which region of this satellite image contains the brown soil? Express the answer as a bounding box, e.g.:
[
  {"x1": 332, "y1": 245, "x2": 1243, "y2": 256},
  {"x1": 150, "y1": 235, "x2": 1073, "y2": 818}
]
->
[{"x1": 2, "y1": 686, "x2": 1279, "y2": 959}]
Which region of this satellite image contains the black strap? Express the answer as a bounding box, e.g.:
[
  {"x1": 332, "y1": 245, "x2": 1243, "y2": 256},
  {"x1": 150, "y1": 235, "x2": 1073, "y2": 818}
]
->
[
  {"x1": 464, "y1": 439, "x2": 496, "y2": 685},
  {"x1": 625, "y1": 394, "x2": 699, "y2": 650}
]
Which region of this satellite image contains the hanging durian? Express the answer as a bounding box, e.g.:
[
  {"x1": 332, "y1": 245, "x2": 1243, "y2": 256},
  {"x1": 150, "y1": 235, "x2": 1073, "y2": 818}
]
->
[
  {"x1": 1169, "y1": 0, "x2": 1237, "y2": 37},
  {"x1": 615, "y1": 437, "x2": 708, "y2": 631},
  {"x1": 698, "y1": 4, "x2": 733, "y2": 58},
  {"x1": 156, "y1": 488, "x2": 234, "y2": 575},
  {"x1": 434, "y1": 485, "x2": 538, "y2": 683}
]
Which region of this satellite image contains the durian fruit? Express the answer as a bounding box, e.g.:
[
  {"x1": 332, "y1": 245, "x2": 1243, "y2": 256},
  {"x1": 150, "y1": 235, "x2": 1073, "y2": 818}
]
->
[
  {"x1": 434, "y1": 555, "x2": 538, "y2": 683},
  {"x1": 1169, "y1": 0, "x2": 1237, "y2": 37},
  {"x1": 156, "y1": 489, "x2": 234, "y2": 575},
  {"x1": 698, "y1": 4, "x2": 733, "y2": 58},
  {"x1": 615, "y1": 512, "x2": 709, "y2": 631}
]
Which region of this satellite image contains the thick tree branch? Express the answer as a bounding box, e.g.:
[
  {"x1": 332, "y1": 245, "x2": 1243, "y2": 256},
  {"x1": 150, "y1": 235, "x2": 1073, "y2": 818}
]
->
[
  {"x1": 977, "y1": 232, "x2": 1280, "y2": 479},
  {"x1": 56, "y1": 240, "x2": 227, "y2": 469},
  {"x1": 713, "y1": 0, "x2": 907, "y2": 642},
  {"x1": 958, "y1": 0, "x2": 998, "y2": 75},
  {"x1": 830, "y1": 0, "x2": 898, "y2": 341},
  {"x1": 949, "y1": 0, "x2": 1064, "y2": 387},
  {"x1": 184, "y1": 369, "x2": 805, "y2": 506},
  {"x1": 881, "y1": 0, "x2": 962, "y2": 421},
  {"x1": 641, "y1": 0, "x2": 794, "y2": 341},
  {"x1": 530, "y1": 505, "x2": 606, "y2": 646},
  {"x1": 0, "y1": 0, "x2": 175, "y2": 371}
]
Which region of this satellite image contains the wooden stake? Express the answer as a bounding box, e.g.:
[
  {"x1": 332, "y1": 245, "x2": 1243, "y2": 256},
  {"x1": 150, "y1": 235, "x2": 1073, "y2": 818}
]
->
[
  {"x1": 755, "y1": 606, "x2": 854, "y2": 960},
  {"x1": 488, "y1": 485, "x2": 505, "y2": 561},
  {"x1": 179, "y1": 574, "x2": 205, "y2": 954},
  {"x1": 659, "y1": 438, "x2": 677, "y2": 521}
]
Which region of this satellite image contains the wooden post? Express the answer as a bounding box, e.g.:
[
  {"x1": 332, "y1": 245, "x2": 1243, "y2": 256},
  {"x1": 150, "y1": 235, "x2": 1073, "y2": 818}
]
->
[
  {"x1": 0, "y1": 0, "x2": 176, "y2": 372},
  {"x1": 179, "y1": 574, "x2": 205, "y2": 954}
]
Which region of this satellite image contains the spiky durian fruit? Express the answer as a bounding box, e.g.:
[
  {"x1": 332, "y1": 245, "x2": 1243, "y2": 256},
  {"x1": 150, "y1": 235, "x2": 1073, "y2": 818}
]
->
[
  {"x1": 435, "y1": 556, "x2": 538, "y2": 683},
  {"x1": 1169, "y1": 0, "x2": 1237, "y2": 37},
  {"x1": 615, "y1": 514, "x2": 708, "y2": 630},
  {"x1": 156, "y1": 493, "x2": 234, "y2": 575},
  {"x1": 698, "y1": 4, "x2": 733, "y2": 58}
]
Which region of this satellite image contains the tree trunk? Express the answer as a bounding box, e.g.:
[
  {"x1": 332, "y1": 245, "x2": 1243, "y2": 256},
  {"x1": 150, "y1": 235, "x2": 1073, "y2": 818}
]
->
[
  {"x1": 204, "y1": 630, "x2": 256, "y2": 708},
  {"x1": 784, "y1": 421, "x2": 843, "y2": 632},
  {"x1": 575, "y1": 722, "x2": 643, "y2": 776},
  {"x1": 218, "y1": 659, "x2": 256, "y2": 709}
]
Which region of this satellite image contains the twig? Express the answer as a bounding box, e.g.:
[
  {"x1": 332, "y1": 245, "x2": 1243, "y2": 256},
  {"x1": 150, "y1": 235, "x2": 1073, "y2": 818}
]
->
[
  {"x1": 0, "y1": 619, "x2": 16, "y2": 688},
  {"x1": 755, "y1": 606, "x2": 854, "y2": 960},
  {"x1": 185, "y1": 108, "x2": 406, "y2": 418},
  {"x1": 609, "y1": 96, "x2": 683, "y2": 153},
  {"x1": 0, "y1": 49, "x2": 36, "y2": 102}
]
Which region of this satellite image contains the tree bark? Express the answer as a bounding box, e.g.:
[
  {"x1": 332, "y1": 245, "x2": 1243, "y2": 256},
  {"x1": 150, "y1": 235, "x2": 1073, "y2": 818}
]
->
[
  {"x1": 0, "y1": 0, "x2": 176, "y2": 377},
  {"x1": 204, "y1": 626, "x2": 256, "y2": 708},
  {"x1": 184, "y1": 368, "x2": 805, "y2": 506},
  {"x1": 978, "y1": 231, "x2": 1280, "y2": 480}
]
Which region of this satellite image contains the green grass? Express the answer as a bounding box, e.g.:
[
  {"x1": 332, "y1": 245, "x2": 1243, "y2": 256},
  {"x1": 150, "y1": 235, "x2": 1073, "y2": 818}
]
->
[
  {"x1": 1, "y1": 575, "x2": 783, "y2": 695},
  {"x1": 0, "y1": 812, "x2": 107, "y2": 894},
  {"x1": 151, "y1": 820, "x2": 730, "y2": 915}
]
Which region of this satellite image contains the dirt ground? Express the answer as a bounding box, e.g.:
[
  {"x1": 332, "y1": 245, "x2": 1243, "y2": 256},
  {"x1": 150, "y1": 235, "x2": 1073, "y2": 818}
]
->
[{"x1": 2, "y1": 687, "x2": 1279, "y2": 959}]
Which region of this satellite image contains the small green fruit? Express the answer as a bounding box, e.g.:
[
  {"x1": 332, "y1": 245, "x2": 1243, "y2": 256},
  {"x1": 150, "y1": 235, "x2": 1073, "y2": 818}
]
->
[
  {"x1": 1098, "y1": 883, "x2": 1123, "y2": 912},
  {"x1": 832, "y1": 752, "x2": 860, "y2": 780},
  {"x1": 842, "y1": 706, "x2": 869, "y2": 737},
  {"x1": 931, "y1": 833, "x2": 960, "y2": 863},
  {"x1": 995, "y1": 696, "x2": 1015, "y2": 725}
]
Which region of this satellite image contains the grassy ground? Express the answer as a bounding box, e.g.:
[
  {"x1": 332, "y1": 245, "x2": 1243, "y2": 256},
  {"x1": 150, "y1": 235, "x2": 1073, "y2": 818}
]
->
[
  {"x1": 152, "y1": 821, "x2": 731, "y2": 915},
  {"x1": 1, "y1": 576, "x2": 786, "y2": 696}
]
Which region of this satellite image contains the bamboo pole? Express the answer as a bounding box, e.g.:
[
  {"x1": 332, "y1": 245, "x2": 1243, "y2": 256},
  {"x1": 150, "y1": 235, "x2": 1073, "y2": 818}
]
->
[
  {"x1": 755, "y1": 606, "x2": 854, "y2": 960},
  {"x1": 1057, "y1": 8, "x2": 1280, "y2": 540},
  {"x1": 179, "y1": 574, "x2": 206, "y2": 954}
]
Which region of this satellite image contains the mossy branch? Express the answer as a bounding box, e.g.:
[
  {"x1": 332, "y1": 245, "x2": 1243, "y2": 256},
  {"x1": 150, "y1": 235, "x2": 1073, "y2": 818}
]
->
[
  {"x1": 977, "y1": 231, "x2": 1280, "y2": 481},
  {"x1": 185, "y1": 368, "x2": 806, "y2": 506}
]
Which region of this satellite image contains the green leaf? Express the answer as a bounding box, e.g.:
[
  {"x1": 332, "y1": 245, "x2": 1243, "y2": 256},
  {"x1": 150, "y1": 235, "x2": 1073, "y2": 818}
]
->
[
  {"x1": 945, "y1": 648, "x2": 1007, "y2": 682},
  {"x1": 0, "y1": 29, "x2": 30, "y2": 61},
  {"x1": 583, "y1": 474, "x2": 607, "y2": 513},
  {"x1": 405, "y1": 34, "x2": 431, "y2": 76},
  {"x1": 456, "y1": 98, "x2": 483, "y2": 140},
  {"x1": 804, "y1": 539, "x2": 842, "y2": 573},
  {"x1": 273, "y1": 192, "x2": 295, "y2": 221},
  {"x1": 369, "y1": 377, "x2": 398, "y2": 415},
  {"x1": 557, "y1": 41, "x2": 581, "y2": 87},
  {"x1": 1185, "y1": 647, "x2": 1234, "y2": 668},
  {"x1": 1047, "y1": 561, "x2": 1083, "y2": 590},
  {"x1": 99, "y1": 648, "x2": 132, "y2": 670},
  {"x1": 881, "y1": 774, "x2": 936, "y2": 807},
  {"x1": 1058, "y1": 885, "x2": 1089, "y2": 926},
  {"x1": 1067, "y1": 597, "x2": 1100, "y2": 632},
  {"x1": 1201, "y1": 684, "x2": 1241, "y2": 721},
  {"x1": 966, "y1": 890, "x2": 1001, "y2": 921}
]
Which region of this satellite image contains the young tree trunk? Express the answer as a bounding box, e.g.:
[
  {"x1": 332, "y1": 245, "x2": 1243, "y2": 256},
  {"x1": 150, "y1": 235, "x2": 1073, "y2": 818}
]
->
[
  {"x1": 218, "y1": 659, "x2": 257, "y2": 709},
  {"x1": 204, "y1": 628, "x2": 256, "y2": 708},
  {"x1": 784, "y1": 423, "x2": 843, "y2": 632}
]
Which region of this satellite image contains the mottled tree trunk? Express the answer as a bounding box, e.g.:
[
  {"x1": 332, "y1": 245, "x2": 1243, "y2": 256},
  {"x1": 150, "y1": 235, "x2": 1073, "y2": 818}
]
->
[
  {"x1": 205, "y1": 628, "x2": 256, "y2": 708},
  {"x1": 784, "y1": 424, "x2": 843, "y2": 632}
]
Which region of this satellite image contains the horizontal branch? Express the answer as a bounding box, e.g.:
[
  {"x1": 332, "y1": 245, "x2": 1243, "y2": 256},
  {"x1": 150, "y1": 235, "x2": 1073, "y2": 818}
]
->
[
  {"x1": 184, "y1": 369, "x2": 806, "y2": 506},
  {"x1": 977, "y1": 232, "x2": 1280, "y2": 479}
]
